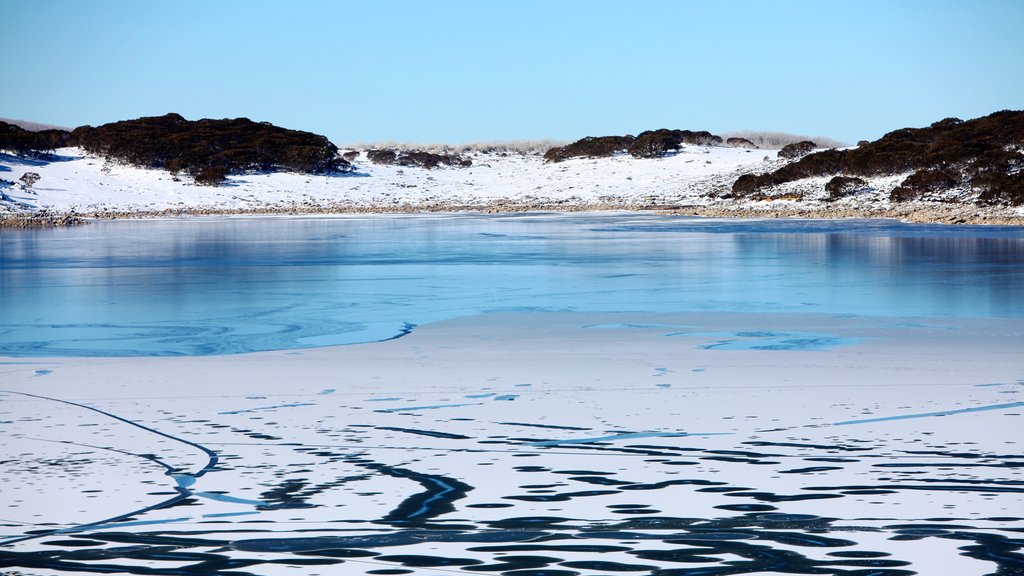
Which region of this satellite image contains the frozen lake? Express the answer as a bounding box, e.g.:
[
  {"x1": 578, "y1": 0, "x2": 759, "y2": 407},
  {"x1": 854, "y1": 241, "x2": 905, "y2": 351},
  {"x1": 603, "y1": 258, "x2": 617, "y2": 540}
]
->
[
  {"x1": 1, "y1": 214, "x2": 1023, "y2": 575},
  {"x1": 1, "y1": 213, "x2": 1022, "y2": 356}
]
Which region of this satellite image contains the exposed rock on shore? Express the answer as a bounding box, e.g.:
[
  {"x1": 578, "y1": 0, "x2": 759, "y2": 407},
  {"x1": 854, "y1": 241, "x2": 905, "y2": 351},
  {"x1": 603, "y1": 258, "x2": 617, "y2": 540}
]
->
[{"x1": 0, "y1": 211, "x2": 85, "y2": 228}]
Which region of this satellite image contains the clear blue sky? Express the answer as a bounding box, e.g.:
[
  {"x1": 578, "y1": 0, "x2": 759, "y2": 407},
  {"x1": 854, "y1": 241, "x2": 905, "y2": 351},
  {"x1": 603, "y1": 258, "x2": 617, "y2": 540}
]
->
[{"x1": 4, "y1": 0, "x2": 1022, "y2": 145}]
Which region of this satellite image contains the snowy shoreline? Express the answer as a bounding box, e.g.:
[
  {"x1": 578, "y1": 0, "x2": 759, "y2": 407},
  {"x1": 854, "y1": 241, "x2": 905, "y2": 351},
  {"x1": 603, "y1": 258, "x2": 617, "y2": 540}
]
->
[{"x1": 3, "y1": 146, "x2": 1023, "y2": 227}]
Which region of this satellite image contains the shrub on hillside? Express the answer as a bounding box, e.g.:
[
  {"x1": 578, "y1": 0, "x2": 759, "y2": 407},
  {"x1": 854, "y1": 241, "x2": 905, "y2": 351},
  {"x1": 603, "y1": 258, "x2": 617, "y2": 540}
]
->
[
  {"x1": 891, "y1": 165, "x2": 983, "y2": 203},
  {"x1": 888, "y1": 166, "x2": 958, "y2": 201},
  {"x1": 0, "y1": 121, "x2": 69, "y2": 157},
  {"x1": 730, "y1": 174, "x2": 761, "y2": 196},
  {"x1": 193, "y1": 165, "x2": 229, "y2": 186},
  {"x1": 367, "y1": 148, "x2": 471, "y2": 169},
  {"x1": 726, "y1": 137, "x2": 757, "y2": 149},
  {"x1": 732, "y1": 148, "x2": 846, "y2": 194},
  {"x1": 543, "y1": 135, "x2": 635, "y2": 162},
  {"x1": 824, "y1": 176, "x2": 868, "y2": 201},
  {"x1": 628, "y1": 131, "x2": 678, "y2": 159},
  {"x1": 971, "y1": 148, "x2": 1024, "y2": 206},
  {"x1": 778, "y1": 141, "x2": 817, "y2": 160},
  {"x1": 68, "y1": 113, "x2": 350, "y2": 185},
  {"x1": 627, "y1": 129, "x2": 723, "y2": 159},
  {"x1": 889, "y1": 185, "x2": 920, "y2": 203},
  {"x1": 366, "y1": 149, "x2": 397, "y2": 165},
  {"x1": 732, "y1": 110, "x2": 1024, "y2": 205},
  {"x1": 976, "y1": 171, "x2": 1024, "y2": 206}
]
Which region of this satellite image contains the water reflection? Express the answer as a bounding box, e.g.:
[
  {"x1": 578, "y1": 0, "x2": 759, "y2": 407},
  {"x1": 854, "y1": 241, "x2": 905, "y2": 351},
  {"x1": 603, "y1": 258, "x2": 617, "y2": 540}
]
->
[{"x1": 0, "y1": 215, "x2": 1021, "y2": 356}]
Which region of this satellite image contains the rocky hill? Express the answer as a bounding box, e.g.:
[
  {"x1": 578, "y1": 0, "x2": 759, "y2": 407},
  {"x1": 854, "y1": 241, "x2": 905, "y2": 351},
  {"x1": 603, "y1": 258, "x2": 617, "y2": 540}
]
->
[{"x1": 732, "y1": 110, "x2": 1024, "y2": 206}]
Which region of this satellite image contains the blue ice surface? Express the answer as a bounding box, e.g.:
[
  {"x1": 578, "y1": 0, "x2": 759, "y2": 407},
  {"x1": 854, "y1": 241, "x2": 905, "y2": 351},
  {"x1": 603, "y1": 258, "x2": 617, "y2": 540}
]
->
[
  {"x1": 194, "y1": 491, "x2": 267, "y2": 506},
  {"x1": 834, "y1": 401, "x2": 1024, "y2": 426},
  {"x1": 58, "y1": 517, "x2": 189, "y2": 534},
  {"x1": 374, "y1": 403, "x2": 481, "y2": 413},
  {"x1": 1, "y1": 214, "x2": 1022, "y2": 357},
  {"x1": 318, "y1": 388, "x2": 336, "y2": 395},
  {"x1": 203, "y1": 511, "x2": 261, "y2": 518},
  {"x1": 464, "y1": 392, "x2": 496, "y2": 399},
  {"x1": 173, "y1": 474, "x2": 266, "y2": 506},
  {"x1": 694, "y1": 332, "x2": 862, "y2": 351},
  {"x1": 219, "y1": 402, "x2": 315, "y2": 415},
  {"x1": 531, "y1": 431, "x2": 732, "y2": 446},
  {"x1": 365, "y1": 397, "x2": 402, "y2": 402},
  {"x1": 493, "y1": 394, "x2": 518, "y2": 401},
  {"x1": 583, "y1": 323, "x2": 693, "y2": 330}
]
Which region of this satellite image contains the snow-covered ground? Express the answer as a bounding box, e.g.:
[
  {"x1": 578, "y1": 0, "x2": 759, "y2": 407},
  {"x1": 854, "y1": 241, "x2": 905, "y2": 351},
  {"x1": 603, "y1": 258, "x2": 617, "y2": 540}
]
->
[
  {"x1": 4, "y1": 145, "x2": 1022, "y2": 224},
  {"x1": 0, "y1": 146, "x2": 772, "y2": 214},
  {"x1": 2, "y1": 311, "x2": 1022, "y2": 574}
]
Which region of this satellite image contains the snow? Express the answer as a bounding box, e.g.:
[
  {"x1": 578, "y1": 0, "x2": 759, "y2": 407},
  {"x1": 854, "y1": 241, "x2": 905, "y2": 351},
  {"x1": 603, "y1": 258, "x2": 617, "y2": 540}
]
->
[
  {"x1": 2, "y1": 311, "x2": 1022, "y2": 574},
  {"x1": 0, "y1": 146, "x2": 777, "y2": 214},
  {"x1": 4, "y1": 146, "x2": 1023, "y2": 223}
]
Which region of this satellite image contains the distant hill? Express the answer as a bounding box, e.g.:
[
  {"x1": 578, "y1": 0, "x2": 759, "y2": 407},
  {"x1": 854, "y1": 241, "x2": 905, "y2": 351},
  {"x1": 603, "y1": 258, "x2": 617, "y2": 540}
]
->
[
  {"x1": 0, "y1": 118, "x2": 70, "y2": 132},
  {"x1": 732, "y1": 110, "x2": 1024, "y2": 205}
]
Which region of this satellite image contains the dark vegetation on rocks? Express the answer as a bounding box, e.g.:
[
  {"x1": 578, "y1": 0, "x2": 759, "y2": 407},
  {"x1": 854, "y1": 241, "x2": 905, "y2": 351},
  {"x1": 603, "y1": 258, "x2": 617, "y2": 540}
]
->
[
  {"x1": 733, "y1": 110, "x2": 1024, "y2": 205},
  {"x1": 72, "y1": 114, "x2": 350, "y2": 185},
  {"x1": 777, "y1": 140, "x2": 818, "y2": 159},
  {"x1": 366, "y1": 148, "x2": 471, "y2": 169},
  {"x1": 824, "y1": 176, "x2": 869, "y2": 201},
  {"x1": 628, "y1": 129, "x2": 723, "y2": 158},
  {"x1": 544, "y1": 129, "x2": 724, "y2": 162},
  {"x1": 2, "y1": 114, "x2": 351, "y2": 186},
  {"x1": 543, "y1": 135, "x2": 636, "y2": 162},
  {"x1": 726, "y1": 137, "x2": 758, "y2": 149},
  {"x1": 0, "y1": 121, "x2": 69, "y2": 157}
]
